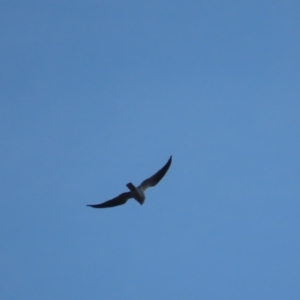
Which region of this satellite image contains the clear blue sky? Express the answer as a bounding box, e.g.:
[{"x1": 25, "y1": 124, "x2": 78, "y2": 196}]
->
[{"x1": 1, "y1": 1, "x2": 300, "y2": 299}]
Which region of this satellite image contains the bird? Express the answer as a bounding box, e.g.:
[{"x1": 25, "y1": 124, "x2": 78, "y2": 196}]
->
[{"x1": 87, "y1": 156, "x2": 172, "y2": 208}]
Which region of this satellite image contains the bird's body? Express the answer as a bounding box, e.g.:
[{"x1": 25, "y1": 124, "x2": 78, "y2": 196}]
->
[
  {"x1": 126, "y1": 183, "x2": 145, "y2": 205},
  {"x1": 87, "y1": 156, "x2": 172, "y2": 209}
]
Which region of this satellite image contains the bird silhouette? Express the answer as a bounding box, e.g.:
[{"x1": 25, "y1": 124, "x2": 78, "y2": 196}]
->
[{"x1": 87, "y1": 156, "x2": 172, "y2": 208}]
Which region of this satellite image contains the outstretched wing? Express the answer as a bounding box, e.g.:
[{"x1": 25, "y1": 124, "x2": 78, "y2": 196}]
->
[
  {"x1": 87, "y1": 192, "x2": 132, "y2": 208},
  {"x1": 139, "y1": 156, "x2": 172, "y2": 191}
]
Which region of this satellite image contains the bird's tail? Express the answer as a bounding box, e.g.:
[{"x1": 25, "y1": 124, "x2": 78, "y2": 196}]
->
[{"x1": 126, "y1": 182, "x2": 135, "y2": 192}]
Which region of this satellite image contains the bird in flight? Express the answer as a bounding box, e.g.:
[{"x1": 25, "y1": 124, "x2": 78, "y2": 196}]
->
[{"x1": 87, "y1": 156, "x2": 172, "y2": 208}]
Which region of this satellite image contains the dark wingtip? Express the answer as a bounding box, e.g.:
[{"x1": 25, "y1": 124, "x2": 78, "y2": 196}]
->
[{"x1": 86, "y1": 204, "x2": 101, "y2": 208}]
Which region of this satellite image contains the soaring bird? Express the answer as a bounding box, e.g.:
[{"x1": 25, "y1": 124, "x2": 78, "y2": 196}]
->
[{"x1": 87, "y1": 156, "x2": 172, "y2": 208}]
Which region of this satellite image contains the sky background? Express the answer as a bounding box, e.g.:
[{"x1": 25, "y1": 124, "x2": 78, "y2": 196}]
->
[{"x1": 1, "y1": 1, "x2": 300, "y2": 299}]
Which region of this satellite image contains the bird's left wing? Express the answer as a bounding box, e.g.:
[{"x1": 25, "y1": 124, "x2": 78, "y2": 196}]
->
[{"x1": 87, "y1": 192, "x2": 132, "y2": 208}]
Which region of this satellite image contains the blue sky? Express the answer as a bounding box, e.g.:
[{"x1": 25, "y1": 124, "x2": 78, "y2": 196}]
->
[{"x1": 1, "y1": 1, "x2": 300, "y2": 299}]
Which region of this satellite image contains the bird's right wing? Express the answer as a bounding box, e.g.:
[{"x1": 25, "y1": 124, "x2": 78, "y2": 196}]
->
[
  {"x1": 87, "y1": 192, "x2": 132, "y2": 208},
  {"x1": 140, "y1": 156, "x2": 172, "y2": 191}
]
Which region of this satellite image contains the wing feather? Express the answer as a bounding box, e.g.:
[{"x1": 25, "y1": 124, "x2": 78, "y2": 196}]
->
[
  {"x1": 87, "y1": 192, "x2": 132, "y2": 208},
  {"x1": 139, "y1": 156, "x2": 172, "y2": 191}
]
